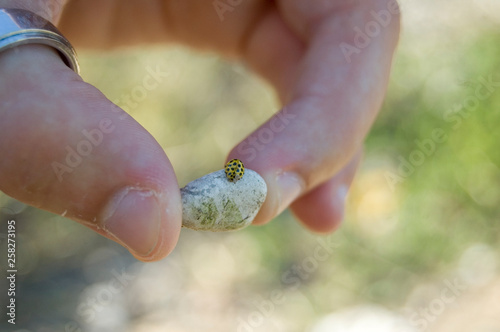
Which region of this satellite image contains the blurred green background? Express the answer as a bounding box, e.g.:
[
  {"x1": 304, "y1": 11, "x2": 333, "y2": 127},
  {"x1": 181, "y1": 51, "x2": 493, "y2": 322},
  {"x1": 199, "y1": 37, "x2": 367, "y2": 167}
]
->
[{"x1": 1, "y1": 1, "x2": 500, "y2": 331}]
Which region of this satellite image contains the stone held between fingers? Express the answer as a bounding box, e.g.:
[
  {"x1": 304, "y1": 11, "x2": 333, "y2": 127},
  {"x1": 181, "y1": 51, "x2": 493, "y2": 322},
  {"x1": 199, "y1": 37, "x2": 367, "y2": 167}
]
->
[{"x1": 180, "y1": 169, "x2": 267, "y2": 231}]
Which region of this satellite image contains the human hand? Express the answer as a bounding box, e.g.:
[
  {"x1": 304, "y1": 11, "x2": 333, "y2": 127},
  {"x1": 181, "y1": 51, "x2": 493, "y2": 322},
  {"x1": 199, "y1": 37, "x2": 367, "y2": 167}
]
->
[{"x1": 0, "y1": 0, "x2": 399, "y2": 261}]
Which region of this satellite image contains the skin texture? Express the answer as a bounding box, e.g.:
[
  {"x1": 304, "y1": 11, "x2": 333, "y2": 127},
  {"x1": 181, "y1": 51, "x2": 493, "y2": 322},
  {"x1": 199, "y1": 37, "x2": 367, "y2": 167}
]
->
[{"x1": 0, "y1": 0, "x2": 400, "y2": 261}]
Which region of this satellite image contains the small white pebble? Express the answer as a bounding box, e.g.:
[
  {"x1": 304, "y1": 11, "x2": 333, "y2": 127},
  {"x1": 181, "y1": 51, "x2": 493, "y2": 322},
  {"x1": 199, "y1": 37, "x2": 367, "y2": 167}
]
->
[{"x1": 181, "y1": 169, "x2": 267, "y2": 231}]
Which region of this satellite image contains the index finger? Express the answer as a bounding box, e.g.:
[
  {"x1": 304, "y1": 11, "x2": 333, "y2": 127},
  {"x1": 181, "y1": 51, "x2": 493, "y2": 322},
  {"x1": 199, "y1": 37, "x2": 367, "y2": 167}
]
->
[{"x1": 230, "y1": 0, "x2": 401, "y2": 224}]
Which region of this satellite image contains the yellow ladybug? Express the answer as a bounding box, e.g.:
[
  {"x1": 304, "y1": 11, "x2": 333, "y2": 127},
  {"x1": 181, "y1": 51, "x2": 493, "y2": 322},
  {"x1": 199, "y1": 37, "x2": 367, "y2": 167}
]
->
[{"x1": 225, "y1": 159, "x2": 245, "y2": 183}]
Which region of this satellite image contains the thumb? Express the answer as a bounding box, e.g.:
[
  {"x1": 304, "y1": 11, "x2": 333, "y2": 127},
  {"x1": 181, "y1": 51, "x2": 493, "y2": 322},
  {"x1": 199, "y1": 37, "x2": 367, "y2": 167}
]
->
[{"x1": 0, "y1": 45, "x2": 182, "y2": 261}]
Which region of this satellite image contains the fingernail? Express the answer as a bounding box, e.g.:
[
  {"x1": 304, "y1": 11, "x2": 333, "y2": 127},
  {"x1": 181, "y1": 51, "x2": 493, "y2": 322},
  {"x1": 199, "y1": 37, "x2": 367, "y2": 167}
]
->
[
  {"x1": 336, "y1": 185, "x2": 348, "y2": 205},
  {"x1": 335, "y1": 185, "x2": 349, "y2": 223},
  {"x1": 275, "y1": 172, "x2": 304, "y2": 215},
  {"x1": 101, "y1": 187, "x2": 162, "y2": 257}
]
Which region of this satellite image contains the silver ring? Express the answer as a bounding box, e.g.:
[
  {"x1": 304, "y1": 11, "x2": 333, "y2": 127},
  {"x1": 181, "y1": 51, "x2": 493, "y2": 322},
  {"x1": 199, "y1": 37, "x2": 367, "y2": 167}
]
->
[{"x1": 0, "y1": 8, "x2": 79, "y2": 74}]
